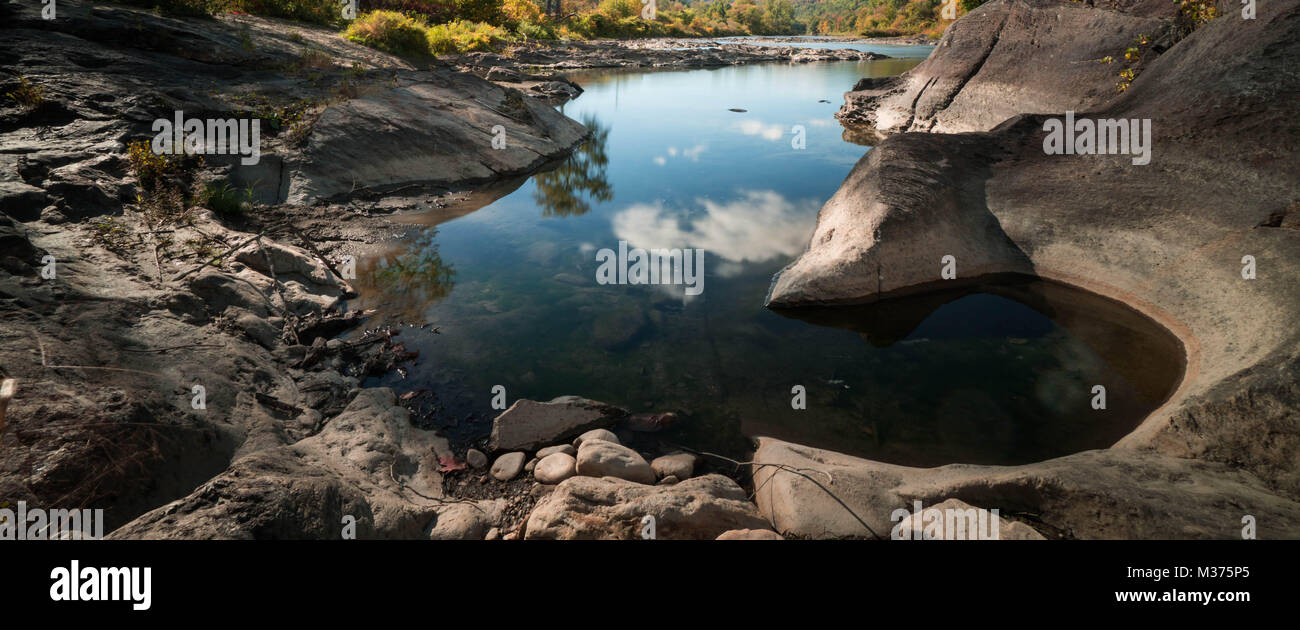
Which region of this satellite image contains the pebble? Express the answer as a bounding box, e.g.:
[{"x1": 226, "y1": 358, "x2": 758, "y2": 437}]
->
[
  {"x1": 466, "y1": 448, "x2": 488, "y2": 469},
  {"x1": 536, "y1": 444, "x2": 576, "y2": 459},
  {"x1": 490, "y1": 452, "x2": 526, "y2": 481}
]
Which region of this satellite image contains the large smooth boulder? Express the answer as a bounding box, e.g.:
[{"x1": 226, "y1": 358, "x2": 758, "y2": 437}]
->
[
  {"x1": 575, "y1": 440, "x2": 656, "y2": 484},
  {"x1": 524, "y1": 474, "x2": 771, "y2": 539},
  {"x1": 489, "y1": 396, "x2": 626, "y2": 452}
]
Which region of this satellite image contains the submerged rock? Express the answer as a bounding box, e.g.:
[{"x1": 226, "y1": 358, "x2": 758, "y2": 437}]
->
[{"x1": 488, "y1": 396, "x2": 626, "y2": 452}]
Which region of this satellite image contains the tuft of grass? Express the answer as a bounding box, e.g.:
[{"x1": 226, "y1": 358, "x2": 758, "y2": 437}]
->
[
  {"x1": 6, "y1": 75, "x2": 47, "y2": 110},
  {"x1": 127, "y1": 140, "x2": 180, "y2": 191},
  {"x1": 195, "y1": 181, "x2": 254, "y2": 218},
  {"x1": 89, "y1": 217, "x2": 136, "y2": 254}
]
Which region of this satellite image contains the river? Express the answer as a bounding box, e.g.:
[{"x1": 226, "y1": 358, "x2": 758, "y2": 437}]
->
[{"x1": 349, "y1": 42, "x2": 1182, "y2": 466}]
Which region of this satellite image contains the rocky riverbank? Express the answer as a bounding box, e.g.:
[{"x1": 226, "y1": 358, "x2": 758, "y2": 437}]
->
[
  {"x1": 0, "y1": 2, "x2": 882, "y2": 539},
  {"x1": 765, "y1": 0, "x2": 1300, "y2": 538}
]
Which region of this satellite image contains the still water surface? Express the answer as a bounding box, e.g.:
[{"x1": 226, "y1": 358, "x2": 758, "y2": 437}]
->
[{"x1": 349, "y1": 45, "x2": 1184, "y2": 466}]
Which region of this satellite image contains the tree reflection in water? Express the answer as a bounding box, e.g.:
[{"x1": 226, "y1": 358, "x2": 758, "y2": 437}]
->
[
  {"x1": 532, "y1": 115, "x2": 613, "y2": 218},
  {"x1": 365, "y1": 230, "x2": 456, "y2": 324}
]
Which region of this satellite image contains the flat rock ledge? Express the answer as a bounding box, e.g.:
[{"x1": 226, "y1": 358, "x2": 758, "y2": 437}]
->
[
  {"x1": 767, "y1": 0, "x2": 1300, "y2": 538},
  {"x1": 752, "y1": 438, "x2": 1300, "y2": 540}
]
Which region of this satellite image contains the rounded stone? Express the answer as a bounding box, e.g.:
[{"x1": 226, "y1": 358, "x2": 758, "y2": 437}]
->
[
  {"x1": 535, "y1": 453, "x2": 577, "y2": 485},
  {"x1": 573, "y1": 428, "x2": 619, "y2": 448},
  {"x1": 490, "y1": 452, "x2": 527, "y2": 481}
]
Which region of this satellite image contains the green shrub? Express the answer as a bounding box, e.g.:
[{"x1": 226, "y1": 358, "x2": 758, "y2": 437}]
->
[
  {"x1": 597, "y1": 0, "x2": 639, "y2": 20},
  {"x1": 515, "y1": 18, "x2": 555, "y2": 41},
  {"x1": 426, "y1": 20, "x2": 511, "y2": 54},
  {"x1": 344, "y1": 10, "x2": 431, "y2": 57}
]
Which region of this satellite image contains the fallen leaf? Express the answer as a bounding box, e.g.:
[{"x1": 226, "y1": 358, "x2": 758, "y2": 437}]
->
[{"x1": 438, "y1": 456, "x2": 467, "y2": 473}]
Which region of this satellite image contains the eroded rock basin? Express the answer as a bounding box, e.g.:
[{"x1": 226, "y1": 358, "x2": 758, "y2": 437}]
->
[{"x1": 767, "y1": 274, "x2": 1185, "y2": 466}]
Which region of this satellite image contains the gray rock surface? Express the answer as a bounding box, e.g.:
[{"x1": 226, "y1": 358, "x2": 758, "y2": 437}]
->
[{"x1": 110, "y1": 389, "x2": 454, "y2": 539}]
